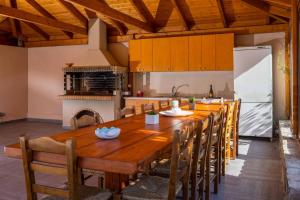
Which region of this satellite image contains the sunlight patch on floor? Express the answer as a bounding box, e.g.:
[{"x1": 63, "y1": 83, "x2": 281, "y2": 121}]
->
[
  {"x1": 238, "y1": 139, "x2": 251, "y2": 155},
  {"x1": 225, "y1": 158, "x2": 245, "y2": 177}
]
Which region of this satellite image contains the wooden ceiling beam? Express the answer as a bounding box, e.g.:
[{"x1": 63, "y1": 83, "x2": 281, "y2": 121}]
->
[
  {"x1": 109, "y1": 24, "x2": 289, "y2": 42},
  {"x1": 241, "y1": 0, "x2": 289, "y2": 23},
  {"x1": 0, "y1": 6, "x2": 87, "y2": 35},
  {"x1": 23, "y1": 21, "x2": 50, "y2": 40},
  {"x1": 269, "y1": 5, "x2": 291, "y2": 18},
  {"x1": 5, "y1": 0, "x2": 21, "y2": 39},
  {"x1": 24, "y1": 38, "x2": 87, "y2": 47},
  {"x1": 0, "y1": 17, "x2": 7, "y2": 24},
  {"x1": 128, "y1": 0, "x2": 155, "y2": 25},
  {"x1": 265, "y1": 0, "x2": 291, "y2": 8},
  {"x1": 57, "y1": 0, "x2": 87, "y2": 27},
  {"x1": 84, "y1": 8, "x2": 126, "y2": 36},
  {"x1": 215, "y1": 0, "x2": 227, "y2": 27},
  {"x1": 25, "y1": 0, "x2": 74, "y2": 38},
  {"x1": 170, "y1": 0, "x2": 190, "y2": 30},
  {"x1": 64, "y1": 0, "x2": 153, "y2": 32}
]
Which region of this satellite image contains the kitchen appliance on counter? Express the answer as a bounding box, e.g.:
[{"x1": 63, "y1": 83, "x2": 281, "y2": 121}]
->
[{"x1": 234, "y1": 46, "x2": 273, "y2": 139}]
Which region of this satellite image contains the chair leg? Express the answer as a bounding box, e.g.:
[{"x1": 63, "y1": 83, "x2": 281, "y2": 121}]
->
[
  {"x1": 182, "y1": 172, "x2": 189, "y2": 200},
  {"x1": 214, "y1": 148, "x2": 219, "y2": 194},
  {"x1": 205, "y1": 159, "x2": 210, "y2": 200},
  {"x1": 191, "y1": 173, "x2": 197, "y2": 200}
]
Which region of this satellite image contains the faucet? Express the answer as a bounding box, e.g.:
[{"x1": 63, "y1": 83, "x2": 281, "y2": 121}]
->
[{"x1": 171, "y1": 84, "x2": 189, "y2": 97}]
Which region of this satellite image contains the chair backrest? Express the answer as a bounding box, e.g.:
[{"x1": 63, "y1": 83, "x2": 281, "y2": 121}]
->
[
  {"x1": 159, "y1": 100, "x2": 170, "y2": 110},
  {"x1": 71, "y1": 109, "x2": 103, "y2": 130},
  {"x1": 168, "y1": 122, "x2": 195, "y2": 199},
  {"x1": 224, "y1": 102, "x2": 235, "y2": 136},
  {"x1": 141, "y1": 103, "x2": 155, "y2": 113},
  {"x1": 233, "y1": 99, "x2": 242, "y2": 134},
  {"x1": 20, "y1": 136, "x2": 77, "y2": 200},
  {"x1": 211, "y1": 109, "x2": 225, "y2": 148},
  {"x1": 195, "y1": 102, "x2": 225, "y2": 112},
  {"x1": 190, "y1": 115, "x2": 213, "y2": 197},
  {"x1": 121, "y1": 106, "x2": 136, "y2": 118}
]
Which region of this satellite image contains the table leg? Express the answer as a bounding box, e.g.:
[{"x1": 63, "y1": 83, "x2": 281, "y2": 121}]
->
[{"x1": 105, "y1": 172, "x2": 129, "y2": 193}]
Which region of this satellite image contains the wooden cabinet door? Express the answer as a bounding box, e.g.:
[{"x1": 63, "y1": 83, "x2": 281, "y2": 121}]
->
[
  {"x1": 141, "y1": 39, "x2": 153, "y2": 72},
  {"x1": 170, "y1": 37, "x2": 189, "y2": 71},
  {"x1": 216, "y1": 33, "x2": 234, "y2": 71},
  {"x1": 202, "y1": 35, "x2": 216, "y2": 71},
  {"x1": 153, "y1": 38, "x2": 171, "y2": 71},
  {"x1": 129, "y1": 40, "x2": 141, "y2": 72},
  {"x1": 188, "y1": 35, "x2": 202, "y2": 71}
]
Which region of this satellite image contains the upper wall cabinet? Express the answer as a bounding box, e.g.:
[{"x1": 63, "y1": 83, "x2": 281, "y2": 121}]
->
[
  {"x1": 141, "y1": 39, "x2": 153, "y2": 72},
  {"x1": 215, "y1": 33, "x2": 234, "y2": 70},
  {"x1": 202, "y1": 35, "x2": 216, "y2": 71},
  {"x1": 129, "y1": 40, "x2": 141, "y2": 72},
  {"x1": 129, "y1": 33, "x2": 234, "y2": 72},
  {"x1": 188, "y1": 35, "x2": 202, "y2": 71},
  {"x1": 170, "y1": 37, "x2": 189, "y2": 71},
  {"x1": 153, "y1": 38, "x2": 171, "y2": 71}
]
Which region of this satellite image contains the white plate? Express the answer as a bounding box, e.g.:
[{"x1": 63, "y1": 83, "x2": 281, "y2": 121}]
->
[{"x1": 159, "y1": 110, "x2": 194, "y2": 117}]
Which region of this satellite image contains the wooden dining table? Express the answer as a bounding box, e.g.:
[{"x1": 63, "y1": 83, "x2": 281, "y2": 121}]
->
[{"x1": 4, "y1": 109, "x2": 211, "y2": 192}]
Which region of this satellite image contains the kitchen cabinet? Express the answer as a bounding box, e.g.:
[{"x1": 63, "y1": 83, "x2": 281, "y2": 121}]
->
[
  {"x1": 129, "y1": 40, "x2": 141, "y2": 72},
  {"x1": 188, "y1": 35, "x2": 202, "y2": 71},
  {"x1": 129, "y1": 33, "x2": 234, "y2": 72},
  {"x1": 170, "y1": 37, "x2": 189, "y2": 71},
  {"x1": 202, "y1": 34, "x2": 216, "y2": 71},
  {"x1": 141, "y1": 39, "x2": 153, "y2": 72},
  {"x1": 153, "y1": 38, "x2": 171, "y2": 71},
  {"x1": 216, "y1": 33, "x2": 234, "y2": 70}
]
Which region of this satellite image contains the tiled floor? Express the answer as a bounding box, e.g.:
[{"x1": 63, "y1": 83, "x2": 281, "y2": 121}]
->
[{"x1": 0, "y1": 121, "x2": 284, "y2": 200}]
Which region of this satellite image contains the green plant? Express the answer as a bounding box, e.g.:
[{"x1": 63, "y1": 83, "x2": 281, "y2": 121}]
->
[
  {"x1": 147, "y1": 111, "x2": 157, "y2": 115},
  {"x1": 188, "y1": 97, "x2": 196, "y2": 103}
]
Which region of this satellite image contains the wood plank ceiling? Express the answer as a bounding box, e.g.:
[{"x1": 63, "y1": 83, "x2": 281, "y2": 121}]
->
[{"x1": 0, "y1": 0, "x2": 291, "y2": 47}]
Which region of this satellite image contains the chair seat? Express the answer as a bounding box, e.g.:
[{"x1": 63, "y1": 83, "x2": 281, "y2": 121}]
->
[
  {"x1": 151, "y1": 159, "x2": 186, "y2": 178},
  {"x1": 42, "y1": 185, "x2": 112, "y2": 200},
  {"x1": 122, "y1": 175, "x2": 182, "y2": 200}
]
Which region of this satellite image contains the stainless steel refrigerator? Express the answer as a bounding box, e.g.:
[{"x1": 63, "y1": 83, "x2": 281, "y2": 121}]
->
[{"x1": 234, "y1": 46, "x2": 273, "y2": 139}]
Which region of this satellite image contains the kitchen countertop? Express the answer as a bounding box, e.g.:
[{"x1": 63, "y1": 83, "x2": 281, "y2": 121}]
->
[{"x1": 124, "y1": 96, "x2": 233, "y2": 102}]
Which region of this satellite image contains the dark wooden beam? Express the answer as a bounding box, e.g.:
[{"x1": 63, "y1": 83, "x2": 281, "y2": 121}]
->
[
  {"x1": 25, "y1": 0, "x2": 73, "y2": 38},
  {"x1": 57, "y1": 0, "x2": 87, "y2": 27},
  {"x1": 84, "y1": 9, "x2": 97, "y2": 19},
  {"x1": 269, "y1": 5, "x2": 291, "y2": 18},
  {"x1": 170, "y1": 0, "x2": 189, "y2": 30},
  {"x1": 6, "y1": 0, "x2": 21, "y2": 38},
  {"x1": 109, "y1": 24, "x2": 289, "y2": 42},
  {"x1": 215, "y1": 0, "x2": 227, "y2": 27},
  {"x1": 24, "y1": 38, "x2": 87, "y2": 47},
  {"x1": 23, "y1": 21, "x2": 50, "y2": 40},
  {"x1": 64, "y1": 0, "x2": 153, "y2": 32},
  {"x1": 241, "y1": 0, "x2": 289, "y2": 23},
  {"x1": 0, "y1": 6, "x2": 87, "y2": 35},
  {"x1": 128, "y1": 0, "x2": 155, "y2": 25},
  {"x1": 291, "y1": 0, "x2": 298, "y2": 138}
]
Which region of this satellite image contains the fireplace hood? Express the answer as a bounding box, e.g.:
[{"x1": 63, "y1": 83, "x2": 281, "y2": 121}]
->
[{"x1": 65, "y1": 18, "x2": 123, "y2": 68}]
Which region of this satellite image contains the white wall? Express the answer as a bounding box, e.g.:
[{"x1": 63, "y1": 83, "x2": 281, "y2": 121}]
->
[
  {"x1": 27, "y1": 43, "x2": 128, "y2": 120},
  {"x1": 0, "y1": 45, "x2": 28, "y2": 121}
]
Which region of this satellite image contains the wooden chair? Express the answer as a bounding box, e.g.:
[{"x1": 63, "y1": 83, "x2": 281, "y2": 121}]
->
[
  {"x1": 121, "y1": 106, "x2": 136, "y2": 118},
  {"x1": 232, "y1": 99, "x2": 242, "y2": 158},
  {"x1": 191, "y1": 115, "x2": 213, "y2": 200},
  {"x1": 19, "y1": 136, "x2": 112, "y2": 200},
  {"x1": 141, "y1": 103, "x2": 155, "y2": 113},
  {"x1": 220, "y1": 102, "x2": 234, "y2": 180},
  {"x1": 206, "y1": 109, "x2": 224, "y2": 200},
  {"x1": 158, "y1": 100, "x2": 170, "y2": 110},
  {"x1": 122, "y1": 122, "x2": 195, "y2": 200},
  {"x1": 71, "y1": 109, "x2": 105, "y2": 188},
  {"x1": 195, "y1": 102, "x2": 225, "y2": 112},
  {"x1": 70, "y1": 109, "x2": 104, "y2": 130}
]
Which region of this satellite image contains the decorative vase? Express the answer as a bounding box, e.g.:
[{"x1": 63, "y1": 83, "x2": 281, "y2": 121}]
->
[{"x1": 145, "y1": 114, "x2": 159, "y2": 124}]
